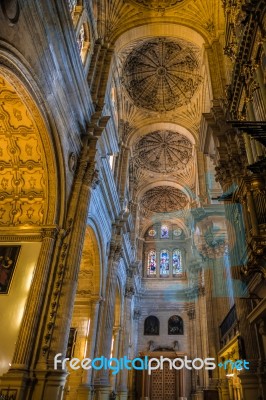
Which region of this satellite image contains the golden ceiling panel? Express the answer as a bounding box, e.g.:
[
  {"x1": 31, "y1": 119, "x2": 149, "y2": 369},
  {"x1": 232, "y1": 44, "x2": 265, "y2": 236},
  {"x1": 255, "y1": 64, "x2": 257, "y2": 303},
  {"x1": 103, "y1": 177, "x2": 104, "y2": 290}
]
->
[{"x1": 0, "y1": 74, "x2": 49, "y2": 226}]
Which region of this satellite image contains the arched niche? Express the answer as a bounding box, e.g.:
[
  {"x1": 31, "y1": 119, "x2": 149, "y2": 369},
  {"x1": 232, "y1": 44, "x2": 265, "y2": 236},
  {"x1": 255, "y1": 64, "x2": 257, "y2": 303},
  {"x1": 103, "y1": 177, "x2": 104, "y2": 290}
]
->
[
  {"x1": 168, "y1": 315, "x2": 184, "y2": 335},
  {"x1": 77, "y1": 226, "x2": 102, "y2": 296},
  {"x1": 144, "y1": 315, "x2": 160, "y2": 335},
  {"x1": 0, "y1": 68, "x2": 57, "y2": 226},
  {"x1": 0, "y1": 67, "x2": 58, "y2": 375}
]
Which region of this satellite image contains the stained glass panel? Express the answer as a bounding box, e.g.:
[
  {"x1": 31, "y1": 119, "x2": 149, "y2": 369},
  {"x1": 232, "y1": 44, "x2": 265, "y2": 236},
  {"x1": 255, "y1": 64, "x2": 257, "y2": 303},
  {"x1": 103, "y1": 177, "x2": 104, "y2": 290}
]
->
[
  {"x1": 173, "y1": 249, "x2": 182, "y2": 275},
  {"x1": 148, "y1": 250, "x2": 156, "y2": 276},
  {"x1": 161, "y1": 225, "x2": 169, "y2": 238},
  {"x1": 160, "y1": 250, "x2": 169, "y2": 276}
]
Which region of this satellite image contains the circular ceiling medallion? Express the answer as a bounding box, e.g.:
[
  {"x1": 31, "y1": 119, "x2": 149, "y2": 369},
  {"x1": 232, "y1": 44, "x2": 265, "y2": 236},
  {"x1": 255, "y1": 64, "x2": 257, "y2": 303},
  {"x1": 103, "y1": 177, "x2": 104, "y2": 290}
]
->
[
  {"x1": 130, "y1": 0, "x2": 184, "y2": 10},
  {"x1": 141, "y1": 186, "x2": 188, "y2": 213},
  {"x1": 134, "y1": 130, "x2": 193, "y2": 173},
  {"x1": 122, "y1": 38, "x2": 201, "y2": 112}
]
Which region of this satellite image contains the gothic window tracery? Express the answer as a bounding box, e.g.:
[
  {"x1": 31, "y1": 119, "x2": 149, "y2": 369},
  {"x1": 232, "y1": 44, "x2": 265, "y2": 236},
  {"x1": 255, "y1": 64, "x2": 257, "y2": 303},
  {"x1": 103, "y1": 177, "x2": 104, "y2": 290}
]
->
[{"x1": 147, "y1": 250, "x2": 157, "y2": 276}]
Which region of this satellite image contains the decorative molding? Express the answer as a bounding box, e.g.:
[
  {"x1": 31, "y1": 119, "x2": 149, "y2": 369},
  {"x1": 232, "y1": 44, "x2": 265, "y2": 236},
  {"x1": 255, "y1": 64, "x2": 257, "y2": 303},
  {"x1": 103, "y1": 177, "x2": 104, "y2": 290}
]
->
[{"x1": 0, "y1": 71, "x2": 56, "y2": 226}]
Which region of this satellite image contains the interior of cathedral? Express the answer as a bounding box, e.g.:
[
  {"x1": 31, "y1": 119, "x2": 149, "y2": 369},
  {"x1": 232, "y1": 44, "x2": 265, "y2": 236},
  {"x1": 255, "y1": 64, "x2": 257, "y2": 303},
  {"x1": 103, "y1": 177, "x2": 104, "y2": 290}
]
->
[{"x1": 0, "y1": 0, "x2": 266, "y2": 399}]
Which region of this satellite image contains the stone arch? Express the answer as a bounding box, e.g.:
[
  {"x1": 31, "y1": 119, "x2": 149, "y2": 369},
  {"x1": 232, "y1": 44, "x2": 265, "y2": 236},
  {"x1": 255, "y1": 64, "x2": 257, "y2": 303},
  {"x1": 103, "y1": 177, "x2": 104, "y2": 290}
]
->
[
  {"x1": 77, "y1": 226, "x2": 102, "y2": 297},
  {"x1": 0, "y1": 67, "x2": 58, "y2": 226},
  {"x1": 112, "y1": 18, "x2": 209, "y2": 46},
  {"x1": 65, "y1": 226, "x2": 102, "y2": 398},
  {"x1": 128, "y1": 122, "x2": 196, "y2": 147}
]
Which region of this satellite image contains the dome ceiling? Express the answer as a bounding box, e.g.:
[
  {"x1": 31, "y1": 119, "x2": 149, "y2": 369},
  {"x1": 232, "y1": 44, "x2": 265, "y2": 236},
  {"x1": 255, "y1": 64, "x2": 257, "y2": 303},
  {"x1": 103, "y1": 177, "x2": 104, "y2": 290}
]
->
[
  {"x1": 141, "y1": 186, "x2": 189, "y2": 213},
  {"x1": 134, "y1": 130, "x2": 193, "y2": 173},
  {"x1": 129, "y1": 0, "x2": 184, "y2": 11},
  {"x1": 122, "y1": 37, "x2": 202, "y2": 112}
]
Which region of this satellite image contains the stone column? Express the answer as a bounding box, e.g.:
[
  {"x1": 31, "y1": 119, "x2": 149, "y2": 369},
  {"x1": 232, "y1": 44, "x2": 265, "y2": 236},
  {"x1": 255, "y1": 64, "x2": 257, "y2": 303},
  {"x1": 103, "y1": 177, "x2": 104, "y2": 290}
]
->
[
  {"x1": 77, "y1": 297, "x2": 103, "y2": 399},
  {"x1": 246, "y1": 190, "x2": 259, "y2": 236},
  {"x1": 187, "y1": 306, "x2": 197, "y2": 399},
  {"x1": 93, "y1": 238, "x2": 123, "y2": 400},
  {"x1": 116, "y1": 286, "x2": 134, "y2": 400},
  {"x1": 255, "y1": 66, "x2": 266, "y2": 106},
  {"x1": 110, "y1": 326, "x2": 121, "y2": 390},
  {"x1": 30, "y1": 131, "x2": 103, "y2": 400}
]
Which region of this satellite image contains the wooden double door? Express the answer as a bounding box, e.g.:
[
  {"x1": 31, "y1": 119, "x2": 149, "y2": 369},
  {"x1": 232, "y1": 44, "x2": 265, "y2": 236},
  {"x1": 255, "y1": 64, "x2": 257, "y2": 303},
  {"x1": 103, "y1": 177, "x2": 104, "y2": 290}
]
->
[
  {"x1": 136, "y1": 353, "x2": 185, "y2": 400},
  {"x1": 150, "y1": 361, "x2": 179, "y2": 400}
]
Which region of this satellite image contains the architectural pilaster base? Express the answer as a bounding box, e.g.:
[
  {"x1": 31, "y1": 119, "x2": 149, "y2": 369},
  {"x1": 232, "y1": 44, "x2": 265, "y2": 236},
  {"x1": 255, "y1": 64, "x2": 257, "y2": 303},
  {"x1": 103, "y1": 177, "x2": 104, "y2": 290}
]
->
[
  {"x1": 31, "y1": 369, "x2": 68, "y2": 400},
  {"x1": 239, "y1": 372, "x2": 260, "y2": 400},
  {"x1": 117, "y1": 390, "x2": 128, "y2": 400},
  {"x1": 94, "y1": 384, "x2": 113, "y2": 400},
  {"x1": 77, "y1": 384, "x2": 94, "y2": 400},
  {"x1": 191, "y1": 391, "x2": 203, "y2": 400},
  {"x1": 0, "y1": 369, "x2": 31, "y2": 400}
]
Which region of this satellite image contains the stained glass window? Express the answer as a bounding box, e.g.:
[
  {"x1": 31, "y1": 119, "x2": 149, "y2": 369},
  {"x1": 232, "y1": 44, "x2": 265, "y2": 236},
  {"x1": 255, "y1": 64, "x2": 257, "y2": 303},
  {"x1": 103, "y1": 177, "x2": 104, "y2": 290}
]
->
[
  {"x1": 160, "y1": 250, "x2": 169, "y2": 276},
  {"x1": 173, "y1": 249, "x2": 182, "y2": 275},
  {"x1": 147, "y1": 250, "x2": 156, "y2": 276},
  {"x1": 161, "y1": 225, "x2": 169, "y2": 238}
]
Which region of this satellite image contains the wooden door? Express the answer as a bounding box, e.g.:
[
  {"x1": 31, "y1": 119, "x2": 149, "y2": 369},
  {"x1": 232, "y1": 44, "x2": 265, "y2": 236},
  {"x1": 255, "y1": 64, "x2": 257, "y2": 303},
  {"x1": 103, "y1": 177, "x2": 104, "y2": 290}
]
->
[{"x1": 150, "y1": 361, "x2": 178, "y2": 400}]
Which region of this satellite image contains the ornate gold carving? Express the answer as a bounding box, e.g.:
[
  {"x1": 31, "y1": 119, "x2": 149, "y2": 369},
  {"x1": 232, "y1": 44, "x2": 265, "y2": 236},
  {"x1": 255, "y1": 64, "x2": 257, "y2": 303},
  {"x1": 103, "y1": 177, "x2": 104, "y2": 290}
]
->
[{"x1": 0, "y1": 71, "x2": 56, "y2": 226}]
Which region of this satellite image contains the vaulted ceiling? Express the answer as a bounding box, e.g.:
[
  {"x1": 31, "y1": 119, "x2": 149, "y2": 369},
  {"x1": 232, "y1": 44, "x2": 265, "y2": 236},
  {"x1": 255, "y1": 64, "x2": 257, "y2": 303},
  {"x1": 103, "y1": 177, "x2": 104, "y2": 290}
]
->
[{"x1": 101, "y1": 0, "x2": 225, "y2": 235}]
